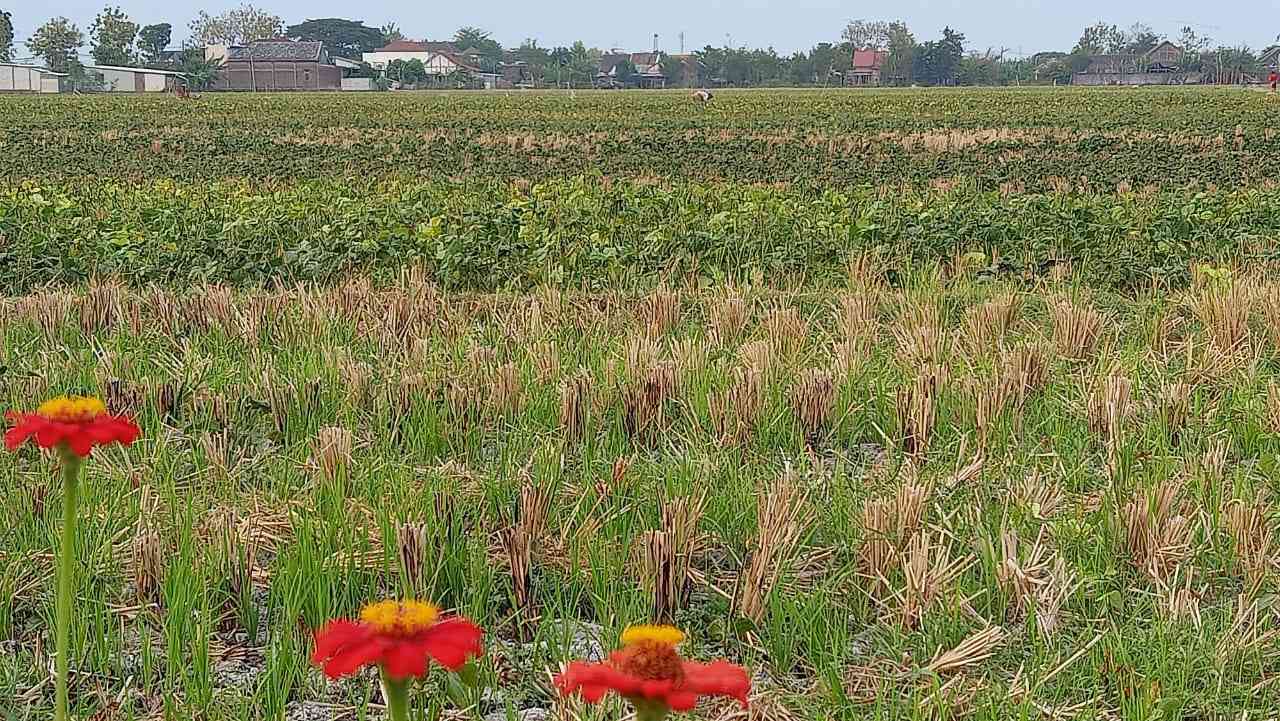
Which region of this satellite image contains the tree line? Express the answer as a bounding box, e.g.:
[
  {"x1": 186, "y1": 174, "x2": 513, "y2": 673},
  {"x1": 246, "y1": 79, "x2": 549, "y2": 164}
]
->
[{"x1": 3, "y1": 6, "x2": 1277, "y2": 90}]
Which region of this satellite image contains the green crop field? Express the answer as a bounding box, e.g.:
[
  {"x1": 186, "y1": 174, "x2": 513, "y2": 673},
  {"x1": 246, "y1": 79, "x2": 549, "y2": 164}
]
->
[{"x1": 3, "y1": 88, "x2": 1280, "y2": 721}]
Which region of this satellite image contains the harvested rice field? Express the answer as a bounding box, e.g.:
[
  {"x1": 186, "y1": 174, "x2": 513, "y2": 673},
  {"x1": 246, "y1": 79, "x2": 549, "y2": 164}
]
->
[{"x1": 2, "y1": 88, "x2": 1280, "y2": 721}]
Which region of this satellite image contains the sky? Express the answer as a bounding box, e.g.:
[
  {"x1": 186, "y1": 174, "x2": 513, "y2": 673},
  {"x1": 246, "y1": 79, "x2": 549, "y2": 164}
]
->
[{"x1": 9, "y1": 0, "x2": 1277, "y2": 59}]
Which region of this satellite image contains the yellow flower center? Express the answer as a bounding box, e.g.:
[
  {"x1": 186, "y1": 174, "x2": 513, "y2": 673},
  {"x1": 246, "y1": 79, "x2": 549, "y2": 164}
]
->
[
  {"x1": 614, "y1": 625, "x2": 687, "y2": 681},
  {"x1": 621, "y1": 625, "x2": 686, "y2": 647},
  {"x1": 359, "y1": 600, "x2": 440, "y2": 637},
  {"x1": 37, "y1": 396, "x2": 107, "y2": 424},
  {"x1": 615, "y1": 640, "x2": 686, "y2": 681}
]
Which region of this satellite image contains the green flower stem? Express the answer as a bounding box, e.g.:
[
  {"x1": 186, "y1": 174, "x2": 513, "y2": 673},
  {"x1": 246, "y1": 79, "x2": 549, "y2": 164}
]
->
[
  {"x1": 632, "y1": 698, "x2": 671, "y2": 721},
  {"x1": 380, "y1": 670, "x2": 411, "y2": 721},
  {"x1": 54, "y1": 447, "x2": 83, "y2": 721}
]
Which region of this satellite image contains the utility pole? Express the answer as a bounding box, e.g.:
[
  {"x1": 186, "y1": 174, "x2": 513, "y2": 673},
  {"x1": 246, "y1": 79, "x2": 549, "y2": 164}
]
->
[{"x1": 679, "y1": 32, "x2": 684, "y2": 54}]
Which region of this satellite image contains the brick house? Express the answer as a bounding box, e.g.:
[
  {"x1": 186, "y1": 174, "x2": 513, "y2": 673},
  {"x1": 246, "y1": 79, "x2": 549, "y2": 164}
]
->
[
  {"x1": 212, "y1": 39, "x2": 342, "y2": 91},
  {"x1": 850, "y1": 50, "x2": 888, "y2": 86}
]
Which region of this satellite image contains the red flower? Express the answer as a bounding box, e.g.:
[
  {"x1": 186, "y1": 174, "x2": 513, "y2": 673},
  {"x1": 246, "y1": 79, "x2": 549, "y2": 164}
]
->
[
  {"x1": 312, "y1": 600, "x2": 483, "y2": 680},
  {"x1": 555, "y1": 625, "x2": 750, "y2": 715},
  {"x1": 5, "y1": 396, "x2": 140, "y2": 458}
]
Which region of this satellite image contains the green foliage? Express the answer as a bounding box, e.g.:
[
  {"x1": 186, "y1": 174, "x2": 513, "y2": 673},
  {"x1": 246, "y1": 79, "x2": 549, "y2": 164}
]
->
[
  {"x1": 0, "y1": 10, "x2": 13, "y2": 63},
  {"x1": 612, "y1": 57, "x2": 636, "y2": 85},
  {"x1": 137, "y1": 23, "x2": 172, "y2": 64},
  {"x1": 1, "y1": 177, "x2": 1276, "y2": 292},
  {"x1": 188, "y1": 4, "x2": 282, "y2": 47},
  {"x1": 285, "y1": 17, "x2": 383, "y2": 59},
  {"x1": 25, "y1": 16, "x2": 84, "y2": 73},
  {"x1": 379, "y1": 21, "x2": 402, "y2": 44},
  {"x1": 453, "y1": 25, "x2": 503, "y2": 63},
  {"x1": 913, "y1": 26, "x2": 965, "y2": 86},
  {"x1": 89, "y1": 6, "x2": 139, "y2": 67},
  {"x1": 176, "y1": 48, "x2": 221, "y2": 89}
]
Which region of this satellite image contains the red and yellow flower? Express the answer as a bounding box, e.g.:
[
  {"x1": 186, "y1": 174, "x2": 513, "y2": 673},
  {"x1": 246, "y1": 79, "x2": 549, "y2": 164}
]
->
[
  {"x1": 312, "y1": 600, "x2": 484, "y2": 680},
  {"x1": 555, "y1": 625, "x2": 750, "y2": 719},
  {"x1": 5, "y1": 396, "x2": 140, "y2": 458}
]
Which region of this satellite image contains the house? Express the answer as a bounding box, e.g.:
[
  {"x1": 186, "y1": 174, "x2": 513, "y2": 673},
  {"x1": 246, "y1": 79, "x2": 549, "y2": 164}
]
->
[
  {"x1": 1145, "y1": 40, "x2": 1183, "y2": 69},
  {"x1": 850, "y1": 50, "x2": 889, "y2": 86},
  {"x1": 362, "y1": 40, "x2": 456, "y2": 71},
  {"x1": 0, "y1": 63, "x2": 67, "y2": 93},
  {"x1": 1074, "y1": 42, "x2": 1196, "y2": 85},
  {"x1": 212, "y1": 39, "x2": 342, "y2": 91},
  {"x1": 361, "y1": 40, "x2": 503, "y2": 88},
  {"x1": 84, "y1": 65, "x2": 186, "y2": 92},
  {"x1": 596, "y1": 51, "x2": 666, "y2": 88}
]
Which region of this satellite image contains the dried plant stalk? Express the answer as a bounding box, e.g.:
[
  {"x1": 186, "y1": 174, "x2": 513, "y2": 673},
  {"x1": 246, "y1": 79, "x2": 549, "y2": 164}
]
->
[
  {"x1": 314, "y1": 426, "x2": 354, "y2": 487},
  {"x1": 1193, "y1": 280, "x2": 1251, "y2": 354},
  {"x1": 896, "y1": 366, "x2": 944, "y2": 457},
  {"x1": 964, "y1": 293, "x2": 1021, "y2": 353},
  {"x1": 640, "y1": 287, "x2": 681, "y2": 337},
  {"x1": 639, "y1": 494, "x2": 707, "y2": 621},
  {"x1": 708, "y1": 365, "x2": 765, "y2": 445},
  {"x1": 1121, "y1": 480, "x2": 1195, "y2": 584},
  {"x1": 1051, "y1": 298, "x2": 1102, "y2": 360},
  {"x1": 789, "y1": 368, "x2": 835, "y2": 439},
  {"x1": 559, "y1": 369, "x2": 594, "y2": 440},
  {"x1": 498, "y1": 479, "x2": 554, "y2": 637},
  {"x1": 707, "y1": 292, "x2": 750, "y2": 346},
  {"x1": 736, "y1": 472, "x2": 813, "y2": 623},
  {"x1": 926, "y1": 626, "x2": 1005, "y2": 675}
]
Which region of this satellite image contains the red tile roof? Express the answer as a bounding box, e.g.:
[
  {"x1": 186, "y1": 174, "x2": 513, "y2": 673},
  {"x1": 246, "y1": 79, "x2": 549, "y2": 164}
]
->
[{"x1": 852, "y1": 50, "x2": 888, "y2": 70}]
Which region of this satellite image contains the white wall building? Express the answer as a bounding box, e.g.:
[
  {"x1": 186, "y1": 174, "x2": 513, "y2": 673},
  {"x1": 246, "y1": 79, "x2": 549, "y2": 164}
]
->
[
  {"x1": 85, "y1": 65, "x2": 185, "y2": 92},
  {"x1": 0, "y1": 63, "x2": 67, "y2": 93}
]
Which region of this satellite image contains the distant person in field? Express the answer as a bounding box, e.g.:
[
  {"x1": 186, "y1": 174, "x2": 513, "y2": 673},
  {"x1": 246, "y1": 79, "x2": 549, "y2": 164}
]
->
[
  {"x1": 693, "y1": 89, "x2": 713, "y2": 105},
  {"x1": 1271, "y1": 70, "x2": 1279, "y2": 93}
]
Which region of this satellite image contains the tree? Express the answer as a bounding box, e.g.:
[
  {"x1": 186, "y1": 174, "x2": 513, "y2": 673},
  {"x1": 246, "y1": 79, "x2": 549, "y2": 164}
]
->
[
  {"x1": 66, "y1": 57, "x2": 108, "y2": 91},
  {"x1": 1177, "y1": 26, "x2": 1212, "y2": 70},
  {"x1": 613, "y1": 57, "x2": 635, "y2": 86},
  {"x1": 914, "y1": 27, "x2": 964, "y2": 86},
  {"x1": 27, "y1": 17, "x2": 84, "y2": 73},
  {"x1": 565, "y1": 41, "x2": 600, "y2": 87},
  {"x1": 0, "y1": 10, "x2": 13, "y2": 63},
  {"x1": 90, "y1": 6, "x2": 139, "y2": 66},
  {"x1": 137, "y1": 23, "x2": 171, "y2": 64},
  {"x1": 286, "y1": 18, "x2": 383, "y2": 59},
  {"x1": 842, "y1": 20, "x2": 891, "y2": 50},
  {"x1": 380, "y1": 22, "x2": 403, "y2": 45},
  {"x1": 1123, "y1": 23, "x2": 1162, "y2": 56},
  {"x1": 884, "y1": 21, "x2": 916, "y2": 84},
  {"x1": 177, "y1": 47, "x2": 220, "y2": 88},
  {"x1": 1074, "y1": 22, "x2": 1126, "y2": 55},
  {"x1": 188, "y1": 4, "x2": 282, "y2": 47},
  {"x1": 514, "y1": 38, "x2": 551, "y2": 85},
  {"x1": 453, "y1": 26, "x2": 503, "y2": 63}
]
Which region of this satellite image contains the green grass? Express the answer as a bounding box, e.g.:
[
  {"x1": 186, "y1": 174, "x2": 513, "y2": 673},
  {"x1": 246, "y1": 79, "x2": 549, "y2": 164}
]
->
[{"x1": 3, "y1": 267, "x2": 1279, "y2": 719}]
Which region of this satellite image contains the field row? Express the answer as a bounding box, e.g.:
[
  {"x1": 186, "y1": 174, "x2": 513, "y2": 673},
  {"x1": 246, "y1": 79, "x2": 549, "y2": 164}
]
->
[
  {"x1": 5, "y1": 179, "x2": 1280, "y2": 292},
  {"x1": 3, "y1": 90, "x2": 1280, "y2": 187},
  {"x1": 3, "y1": 275, "x2": 1280, "y2": 718}
]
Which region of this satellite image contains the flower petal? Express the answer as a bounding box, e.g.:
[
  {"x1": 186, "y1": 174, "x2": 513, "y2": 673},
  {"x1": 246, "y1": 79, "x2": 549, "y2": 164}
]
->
[
  {"x1": 681, "y1": 660, "x2": 751, "y2": 707},
  {"x1": 322, "y1": 637, "x2": 386, "y2": 679},
  {"x1": 312, "y1": 620, "x2": 370, "y2": 666},
  {"x1": 67, "y1": 432, "x2": 94, "y2": 457},
  {"x1": 4, "y1": 413, "x2": 40, "y2": 451},
  {"x1": 556, "y1": 662, "x2": 646, "y2": 702},
  {"x1": 664, "y1": 691, "x2": 699, "y2": 711},
  {"x1": 382, "y1": 641, "x2": 429, "y2": 679},
  {"x1": 418, "y1": 617, "x2": 483, "y2": 670}
]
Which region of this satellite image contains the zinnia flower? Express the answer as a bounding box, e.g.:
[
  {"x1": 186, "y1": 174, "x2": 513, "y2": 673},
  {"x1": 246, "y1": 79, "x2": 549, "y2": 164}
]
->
[
  {"x1": 555, "y1": 625, "x2": 750, "y2": 719},
  {"x1": 312, "y1": 600, "x2": 484, "y2": 680},
  {"x1": 5, "y1": 396, "x2": 140, "y2": 458}
]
